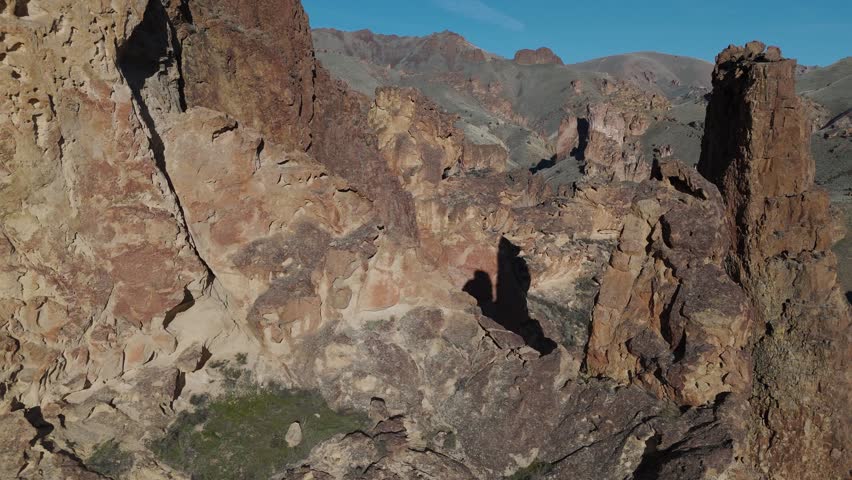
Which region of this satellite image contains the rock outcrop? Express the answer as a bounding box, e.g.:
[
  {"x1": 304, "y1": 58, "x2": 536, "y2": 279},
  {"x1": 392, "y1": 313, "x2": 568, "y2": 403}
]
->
[
  {"x1": 699, "y1": 42, "x2": 851, "y2": 479},
  {"x1": 585, "y1": 160, "x2": 753, "y2": 406},
  {"x1": 513, "y1": 47, "x2": 564, "y2": 66},
  {"x1": 169, "y1": 0, "x2": 317, "y2": 151},
  {"x1": 556, "y1": 80, "x2": 670, "y2": 181},
  {"x1": 579, "y1": 103, "x2": 652, "y2": 181},
  {"x1": 0, "y1": 4, "x2": 846, "y2": 480}
]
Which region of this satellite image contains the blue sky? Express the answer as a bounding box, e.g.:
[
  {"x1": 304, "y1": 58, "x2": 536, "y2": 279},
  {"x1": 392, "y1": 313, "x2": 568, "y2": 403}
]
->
[{"x1": 303, "y1": 0, "x2": 851, "y2": 66}]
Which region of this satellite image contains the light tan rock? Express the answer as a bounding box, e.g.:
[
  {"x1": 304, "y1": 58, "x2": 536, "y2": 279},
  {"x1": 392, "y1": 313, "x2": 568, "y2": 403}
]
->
[
  {"x1": 162, "y1": 108, "x2": 378, "y2": 345},
  {"x1": 286, "y1": 421, "x2": 303, "y2": 447},
  {"x1": 0, "y1": 0, "x2": 207, "y2": 405},
  {"x1": 0, "y1": 3, "x2": 832, "y2": 480}
]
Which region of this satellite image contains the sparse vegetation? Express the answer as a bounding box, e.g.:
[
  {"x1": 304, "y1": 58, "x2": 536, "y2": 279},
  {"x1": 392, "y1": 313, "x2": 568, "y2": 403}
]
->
[
  {"x1": 87, "y1": 439, "x2": 133, "y2": 479},
  {"x1": 151, "y1": 362, "x2": 369, "y2": 480}
]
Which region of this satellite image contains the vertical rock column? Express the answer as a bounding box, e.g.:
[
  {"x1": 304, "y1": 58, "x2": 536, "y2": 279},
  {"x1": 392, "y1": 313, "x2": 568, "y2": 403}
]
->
[{"x1": 698, "y1": 42, "x2": 851, "y2": 479}]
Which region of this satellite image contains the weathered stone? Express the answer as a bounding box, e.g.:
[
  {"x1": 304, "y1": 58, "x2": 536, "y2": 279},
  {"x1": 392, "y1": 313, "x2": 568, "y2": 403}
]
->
[
  {"x1": 285, "y1": 421, "x2": 303, "y2": 448},
  {"x1": 586, "y1": 160, "x2": 752, "y2": 406},
  {"x1": 0, "y1": 5, "x2": 842, "y2": 480},
  {"x1": 170, "y1": 0, "x2": 317, "y2": 151},
  {"x1": 699, "y1": 42, "x2": 852, "y2": 479}
]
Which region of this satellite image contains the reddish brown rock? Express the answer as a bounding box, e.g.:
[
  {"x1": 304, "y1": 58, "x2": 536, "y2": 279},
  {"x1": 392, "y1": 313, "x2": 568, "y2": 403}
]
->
[
  {"x1": 162, "y1": 108, "x2": 379, "y2": 344},
  {"x1": 462, "y1": 142, "x2": 508, "y2": 174},
  {"x1": 369, "y1": 87, "x2": 463, "y2": 195},
  {"x1": 0, "y1": 0, "x2": 208, "y2": 403},
  {"x1": 555, "y1": 115, "x2": 580, "y2": 160},
  {"x1": 557, "y1": 77, "x2": 670, "y2": 179},
  {"x1": 1, "y1": 3, "x2": 842, "y2": 480},
  {"x1": 586, "y1": 160, "x2": 753, "y2": 406},
  {"x1": 513, "y1": 47, "x2": 564, "y2": 66},
  {"x1": 699, "y1": 42, "x2": 851, "y2": 479},
  {"x1": 312, "y1": 70, "x2": 420, "y2": 238},
  {"x1": 169, "y1": 0, "x2": 317, "y2": 151},
  {"x1": 167, "y1": 0, "x2": 419, "y2": 238},
  {"x1": 580, "y1": 103, "x2": 651, "y2": 181}
]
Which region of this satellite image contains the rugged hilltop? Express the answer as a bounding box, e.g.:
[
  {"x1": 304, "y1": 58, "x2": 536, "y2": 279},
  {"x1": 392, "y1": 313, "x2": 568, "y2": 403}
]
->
[
  {"x1": 313, "y1": 28, "x2": 715, "y2": 175},
  {"x1": 0, "y1": 2, "x2": 849, "y2": 480},
  {"x1": 513, "y1": 47, "x2": 564, "y2": 66},
  {"x1": 314, "y1": 27, "x2": 852, "y2": 289}
]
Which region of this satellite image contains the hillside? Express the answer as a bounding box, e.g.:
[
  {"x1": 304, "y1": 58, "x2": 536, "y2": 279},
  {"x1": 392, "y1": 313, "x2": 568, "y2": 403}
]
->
[
  {"x1": 313, "y1": 29, "x2": 680, "y2": 175},
  {"x1": 572, "y1": 51, "x2": 713, "y2": 98},
  {"x1": 798, "y1": 56, "x2": 852, "y2": 117},
  {"x1": 315, "y1": 30, "x2": 849, "y2": 194}
]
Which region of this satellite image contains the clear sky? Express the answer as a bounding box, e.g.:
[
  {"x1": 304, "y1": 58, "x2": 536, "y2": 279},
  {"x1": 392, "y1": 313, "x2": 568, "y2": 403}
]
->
[{"x1": 302, "y1": 0, "x2": 851, "y2": 66}]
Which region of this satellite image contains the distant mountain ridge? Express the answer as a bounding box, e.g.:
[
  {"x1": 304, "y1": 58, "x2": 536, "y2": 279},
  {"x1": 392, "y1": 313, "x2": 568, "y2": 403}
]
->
[
  {"x1": 572, "y1": 51, "x2": 713, "y2": 98},
  {"x1": 313, "y1": 29, "x2": 714, "y2": 97},
  {"x1": 312, "y1": 28, "x2": 711, "y2": 175},
  {"x1": 313, "y1": 28, "x2": 496, "y2": 72},
  {"x1": 797, "y1": 56, "x2": 852, "y2": 117},
  {"x1": 313, "y1": 28, "x2": 849, "y2": 202}
]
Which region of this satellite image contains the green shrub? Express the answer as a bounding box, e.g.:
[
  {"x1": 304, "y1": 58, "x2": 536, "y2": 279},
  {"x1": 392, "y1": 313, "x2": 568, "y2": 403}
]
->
[
  {"x1": 87, "y1": 439, "x2": 133, "y2": 479},
  {"x1": 151, "y1": 384, "x2": 368, "y2": 480}
]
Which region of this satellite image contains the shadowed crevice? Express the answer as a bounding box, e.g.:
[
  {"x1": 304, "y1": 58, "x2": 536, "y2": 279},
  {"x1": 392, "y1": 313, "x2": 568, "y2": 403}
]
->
[
  {"x1": 117, "y1": 0, "x2": 215, "y2": 286},
  {"x1": 571, "y1": 118, "x2": 590, "y2": 162}
]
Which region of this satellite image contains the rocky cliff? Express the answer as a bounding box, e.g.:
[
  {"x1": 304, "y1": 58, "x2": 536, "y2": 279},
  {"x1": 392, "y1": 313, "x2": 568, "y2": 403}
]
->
[
  {"x1": 699, "y1": 41, "x2": 851, "y2": 479},
  {"x1": 0, "y1": 3, "x2": 848, "y2": 480}
]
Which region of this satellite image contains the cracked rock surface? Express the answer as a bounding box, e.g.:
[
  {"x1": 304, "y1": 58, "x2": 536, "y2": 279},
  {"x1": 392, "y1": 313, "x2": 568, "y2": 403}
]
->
[{"x1": 0, "y1": 2, "x2": 848, "y2": 479}]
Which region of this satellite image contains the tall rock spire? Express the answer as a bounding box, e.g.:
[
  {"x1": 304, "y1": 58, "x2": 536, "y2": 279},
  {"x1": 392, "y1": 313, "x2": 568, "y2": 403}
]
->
[{"x1": 699, "y1": 42, "x2": 851, "y2": 479}]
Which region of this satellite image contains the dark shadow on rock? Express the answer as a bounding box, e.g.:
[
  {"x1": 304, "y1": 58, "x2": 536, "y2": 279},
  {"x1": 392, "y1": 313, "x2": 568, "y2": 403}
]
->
[
  {"x1": 463, "y1": 271, "x2": 496, "y2": 319},
  {"x1": 570, "y1": 118, "x2": 590, "y2": 161},
  {"x1": 163, "y1": 287, "x2": 196, "y2": 329},
  {"x1": 463, "y1": 237, "x2": 557, "y2": 355},
  {"x1": 846, "y1": 291, "x2": 852, "y2": 304},
  {"x1": 116, "y1": 0, "x2": 174, "y2": 169},
  {"x1": 529, "y1": 154, "x2": 557, "y2": 174}
]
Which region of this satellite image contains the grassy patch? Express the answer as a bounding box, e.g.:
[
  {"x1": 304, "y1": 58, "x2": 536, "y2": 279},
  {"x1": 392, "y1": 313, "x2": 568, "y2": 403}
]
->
[
  {"x1": 505, "y1": 459, "x2": 554, "y2": 480},
  {"x1": 87, "y1": 439, "x2": 133, "y2": 479},
  {"x1": 151, "y1": 368, "x2": 368, "y2": 480}
]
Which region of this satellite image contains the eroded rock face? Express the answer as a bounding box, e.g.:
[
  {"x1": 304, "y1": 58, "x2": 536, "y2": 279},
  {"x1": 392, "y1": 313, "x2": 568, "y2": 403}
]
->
[
  {"x1": 162, "y1": 108, "x2": 379, "y2": 346},
  {"x1": 586, "y1": 160, "x2": 752, "y2": 406},
  {"x1": 0, "y1": 0, "x2": 208, "y2": 405},
  {"x1": 699, "y1": 42, "x2": 851, "y2": 479},
  {"x1": 581, "y1": 103, "x2": 652, "y2": 181},
  {"x1": 462, "y1": 141, "x2": 508, "y2": 174},
  {"x1": 555, "y1": 78, "x2": 670, "y2": 182},
  {"x1": 369, "y1": 87, "x2": 463, "y2": 195},
  {"x1": 168, "y1": 0, "x2": 317, "y2": 150},
  {"x1": 0, "y1": 5, "x2": 844, "y2": 480}
]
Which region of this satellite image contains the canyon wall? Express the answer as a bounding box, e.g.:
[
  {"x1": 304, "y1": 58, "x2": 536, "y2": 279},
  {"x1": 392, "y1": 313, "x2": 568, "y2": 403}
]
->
[{"x1": 0, "y1": 2, "x2": 847, "y2": 479}]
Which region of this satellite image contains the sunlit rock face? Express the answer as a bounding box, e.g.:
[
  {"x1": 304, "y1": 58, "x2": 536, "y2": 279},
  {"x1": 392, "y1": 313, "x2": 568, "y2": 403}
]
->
[
  {"x1": 699, "y1": 41, "x2": 851, "y2": 480},
  {"x1": 0, "y1": 2, "x2": 846, "y2": 479}
]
